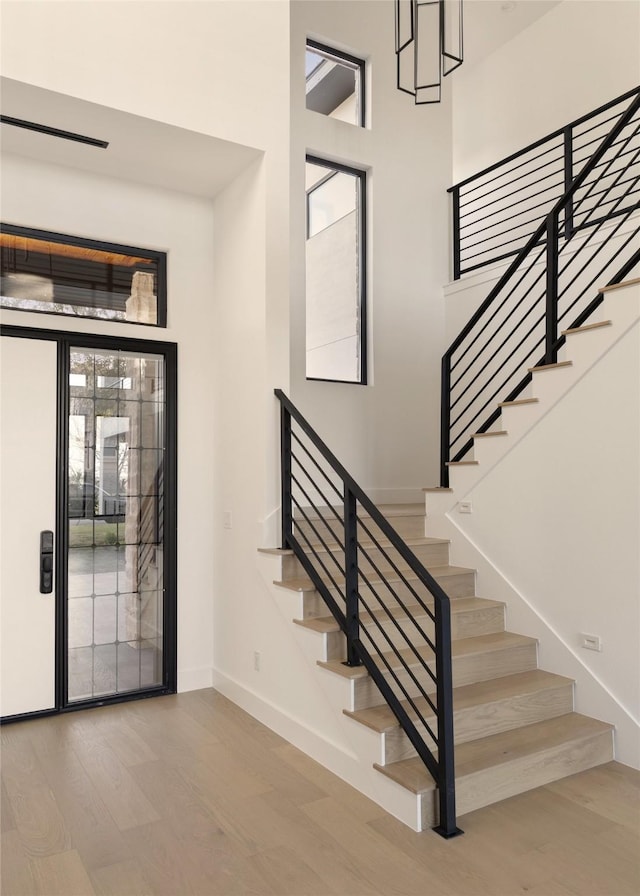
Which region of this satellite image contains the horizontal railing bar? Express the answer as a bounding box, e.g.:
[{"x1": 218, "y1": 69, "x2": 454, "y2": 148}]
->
[
  {"x1": 447, "y1": 92, "x2": 640, "y2": 358},
  {"x1": 286, "y1": 531, "x2": 348, "y2": 628},
  {"x1": 460, "y1": 162, "x2": 564, "y2": 210},
  {"x1": 356, "y1": 515, "x2": 436, "y2": 622},
  {"x1": 449, "y1": 85, "x2": 639, "y2": 192},
  {"x1": 576, "y1": 135, "x2": 635, "y2": 170},
  {"x1": 450, "y1": 324, "x2": 545, "y2": 437},
  {"x1": 451, "y1": 246, "x2": 546, "y2": 370},
  {"x1": 462, "y1": 212, "x2": 561, "y2": 253},
  {"x1": 292, "y1": 498, "x2": 342, "y2": 594},
  {"x1": 276, "y1": 391, "x2": 453, "y2": 611},
  {"x1": 356, "y1": 619, "x2": 439, "y2": 731},
  {"x1": 290, "y1": 457, "x2": 346, "y2": 540},
  {"x1": 354, "y1": 643, "x2": 440, "y2": 779},
  {"x1": 357, "y1": 593, "x2": 439, "y2": 707},
  {"x1": 573, "y1": 107, "x2": 630, "y2": 142},
  {"x1": 458, "y1": 141, "x2": 563, "y2": 199},
  {"x1": 357, "y1": 557, "x2": 437, "y2": 656},
  {"x1": 291, "y1": 431, "x2": 344, "y2": 503},
  {"x1": 571, "y1": 128, "x2": 634, "y2": 163},
  {"x1": 290, "y1": 485, "x2": 346, "y2": 573},
  {"x1": 458, "y1": 188, "x2": 563, "y2": 233},
  {"x1": 451, "y1": 293, "x2": 544, "y2": 409}
]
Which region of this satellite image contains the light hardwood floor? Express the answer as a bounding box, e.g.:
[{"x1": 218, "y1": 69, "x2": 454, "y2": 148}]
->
[{"x1": 1, "y1": 689, "x2": 638, "y2": 896}]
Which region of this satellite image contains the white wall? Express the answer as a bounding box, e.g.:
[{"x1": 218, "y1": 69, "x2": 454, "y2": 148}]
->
[
  {"x1": 0, "y1": 1, "x2": 292, "y2": 699},
  {"x1": 290, "y1": 0, "x2": 452, "y2": 500},
  {"x1": 0, "y1": 153, "x2": 218, "y2": 691},
  {"x1": 452, "y1": 0, "x2": 640, "y2": 183},
  {"x1": 448, "y1": 309, "x2": 640, "y2": 766}
]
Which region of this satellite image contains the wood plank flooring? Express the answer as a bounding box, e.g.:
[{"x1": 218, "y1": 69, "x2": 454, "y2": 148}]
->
[{"x1": 1, "y1": 689, "x2": 638, "y2": 896}]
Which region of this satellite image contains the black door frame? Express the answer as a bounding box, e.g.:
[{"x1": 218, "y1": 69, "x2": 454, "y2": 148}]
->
[{"x1": 0, "y1": 324, "x2": 178, "y2": 722}]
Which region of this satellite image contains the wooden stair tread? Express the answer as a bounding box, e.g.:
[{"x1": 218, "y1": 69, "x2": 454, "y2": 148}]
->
[
  {"x1": 561, "y1": 320, "x2": 612, "y2": 336},
  {"x1": 374, "y1": 713, "x2": 613, "y2": 795},
  {"x1": 599, "y1": 276, "x2": 640, "y2": 293},
  {"x1": 295, "y1": 503, "x2": 426, "y2": 521},
  {"x1": 472, "y1": 430, "x2": 508, "y2": 439},
  {"x1": 293, "y1": 596, "x2": 504, "y2": 635},
  {"x1": 422, "y1": 487, "x2": 453, "y2": 492},
  {"x1": 499, "y1": 397, "x2": 539, "y2": 407},
  {"x1": 273, "y1": 564, "x2": 475, "y2": 593},
  {"x1": 345, "y1": 669, "x2": 573, "y2": 734},
  {"x1": 528, "y1": 360, "x2": 573, "y2": 373},
  {"x1": 446, "y1": 460, "x2": 479, "y2": 467}
]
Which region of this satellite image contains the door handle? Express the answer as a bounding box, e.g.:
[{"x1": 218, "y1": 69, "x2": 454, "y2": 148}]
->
[{"x1": 40, "y1": 530, "x2": 54, "y2": 594}]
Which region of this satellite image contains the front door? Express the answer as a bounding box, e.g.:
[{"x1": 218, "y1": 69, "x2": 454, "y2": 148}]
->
[
  {"x1": 0, "y1": 335, "x2": 58, "y2": 717},
  {"x1": 0, "y1": 329, "x2": 177, "y2": 720}
]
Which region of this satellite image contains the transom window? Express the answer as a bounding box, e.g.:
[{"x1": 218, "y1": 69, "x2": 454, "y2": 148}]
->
[
  {"x1": 0, "y1": 224, "x2": 167, "y2": 327},
  {"x1": 305, "y1": 40, "x2": 365, "y2": 127}
]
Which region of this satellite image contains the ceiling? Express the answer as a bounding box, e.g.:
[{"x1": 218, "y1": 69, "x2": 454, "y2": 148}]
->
[
  {"x1": 0, "y1": 2, "x2": 560, "y2": 195},
  {"x1": 0, "y1": 78, "x2": 262, "y2": 200},
  {"x1": 463, "y1": 0, "x2": 561, "y2": 66}
]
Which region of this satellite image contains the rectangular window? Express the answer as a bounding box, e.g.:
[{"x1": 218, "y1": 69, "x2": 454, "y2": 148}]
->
[
  {"x1": 306, "y1": 156, "x2": 366, "y2": 384},
  {"x1": 305, "y1": 40, "x2": 365, "y2": 127},
  {"x1": 0, "y1": 224, "x2": 167, "y2": 326}
]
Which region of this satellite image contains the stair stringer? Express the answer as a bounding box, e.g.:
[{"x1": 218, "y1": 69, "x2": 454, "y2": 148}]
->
[
  {"x1": 243, "y1": 550, "x2": 426, "y2": 831},
  {"x1": 425, "y1": 280, "x2": 640, "y2": 770}
]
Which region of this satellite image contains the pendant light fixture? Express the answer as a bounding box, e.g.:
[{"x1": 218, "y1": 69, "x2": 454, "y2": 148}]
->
[{"x1": 395, "y1": 0, "x2": 463, "y2": 104}]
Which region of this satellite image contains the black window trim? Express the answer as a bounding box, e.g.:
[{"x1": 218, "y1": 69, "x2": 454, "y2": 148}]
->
[
  {"x1": 305, "y1": 154, "x2": 368, "y2": 386},
  {"x1": 1, "y1": 222, "x2": 168, "y2": 328}
]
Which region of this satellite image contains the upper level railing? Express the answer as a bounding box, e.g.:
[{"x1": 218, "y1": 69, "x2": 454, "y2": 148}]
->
[
  {"x1": 449, "y1": 86, "x2": 640, "y2": 280},
  {"x1": 441, "y1": 90, "x2": 640, "y2": 485},
  {"x1": 275, "y1": 388, "x2": 461, "y2": 839}
]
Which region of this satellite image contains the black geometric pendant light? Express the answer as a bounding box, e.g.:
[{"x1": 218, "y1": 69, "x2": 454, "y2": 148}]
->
[{"x1": 395, "y1": 0, "x2": 463, "y2": 104}]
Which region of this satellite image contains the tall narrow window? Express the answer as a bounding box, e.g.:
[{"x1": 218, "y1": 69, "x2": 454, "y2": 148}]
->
[
  {"x1": 305, "y1": 41, "x2": 365, "y2": 127},
  {"x1": 306, "y1": 156, "x2": 367, "y2": 384}
]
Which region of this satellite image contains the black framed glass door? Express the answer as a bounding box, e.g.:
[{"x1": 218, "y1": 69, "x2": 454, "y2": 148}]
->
[{"x1": 0, "y1": 325, "x2": 177, "y2": 720}]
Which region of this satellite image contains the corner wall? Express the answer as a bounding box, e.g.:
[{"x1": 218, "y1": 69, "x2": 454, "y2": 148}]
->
[
  {"x1": 289, "y1": 0, "x2": 452, "y2": 499},
  {"x1": 452, "y1": 0, "x2": 640, "y2": 183}
]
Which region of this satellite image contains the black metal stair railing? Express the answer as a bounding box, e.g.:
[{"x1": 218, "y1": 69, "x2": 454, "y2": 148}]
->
[
  {"x1": 275, "y1": 388, "x2": 462, "y2": 839},
  {"x1": 441, "y1": 90, "x2": 640, "y2": 486},
  {"x1": 449, "y1": 86, "x2": 640, "y2": 279}
]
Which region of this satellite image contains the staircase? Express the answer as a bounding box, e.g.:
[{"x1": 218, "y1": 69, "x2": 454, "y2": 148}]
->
[
  {"x1": 271, "y1": 502, "x2": 614, "y2": 831},
  {"x1": 267, "y1": 90, "x2": 638, "y2": 834}
]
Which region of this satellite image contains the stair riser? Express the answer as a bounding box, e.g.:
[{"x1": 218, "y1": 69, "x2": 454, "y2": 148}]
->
[
  {"x1": 293, "y1": 571, "x2": 476, "y2": 619},
  {"x1": 359, "y1": 604, "x2": 506, "y2": 656},
  {"x1": 324, "y1": 603, "x2": 505, "y2": 662},
  {"x1": 281, "y1": 541, "x2": 450, "y2": 582},
  {"x1": 352, "y1": 642, "x2": 538, "y2": 710},
  {"x1": 420, "y1": 729, "x2": 614, "y2": 829},
  {"x1": 294, "y1": 513, "x2": 427, "y2": 545},
  {"x1": 383, "y1": 683, "x2": 574, "y2": 764}
]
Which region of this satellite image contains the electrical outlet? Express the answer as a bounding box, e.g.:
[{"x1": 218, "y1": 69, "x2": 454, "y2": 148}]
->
[
  {"x1": 458, "y1": 501, "x2": 473, "y2": 514},
  {"x1": 223, "y1": 511, "x2": 232, "y2": 529},
  {"x1": 253, "y1": 651, "x2": 261, "y2": 671},
  {"x1": 580, "y1": 633, "x2": 602, "y2": 652}
]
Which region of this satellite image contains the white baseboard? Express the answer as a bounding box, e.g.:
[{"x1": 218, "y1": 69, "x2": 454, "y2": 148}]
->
[{"x1": 178, "y1": 665, "x2": 214, "y2": 693}]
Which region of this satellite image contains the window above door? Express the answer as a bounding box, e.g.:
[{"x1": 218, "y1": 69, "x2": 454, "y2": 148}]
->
[{"x1": 1, "y1": 223, "x2": 167, "y2": 327}]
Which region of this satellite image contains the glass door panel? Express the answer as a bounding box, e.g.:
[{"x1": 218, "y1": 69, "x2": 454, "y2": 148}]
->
[{"x1": 67, "y1": 348, "x2": 166, "y2": 703}]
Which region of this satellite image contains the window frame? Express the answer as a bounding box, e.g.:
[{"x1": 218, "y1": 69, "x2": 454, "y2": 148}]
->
[
  {"x1": 0, "y1": 223, "x2": 168, "y2": 328},
  {"x1": 305, "y1": 154, "x2": 367, "y2": 386},
  {"x1": 305, "y1": 39, "x2": 366, "y2": 128}
]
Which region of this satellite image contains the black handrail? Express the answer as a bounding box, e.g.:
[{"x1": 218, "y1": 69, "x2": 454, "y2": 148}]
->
[
  {"x1": 275, "y1": 388, "x2": 462, "y2": 839},
  {"x1": 441, "y1": 91, "x2": 640, "y2": 484},
  {"x1": 449, "y1": 86, "x2": 639, "y2": 278}
]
